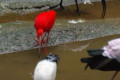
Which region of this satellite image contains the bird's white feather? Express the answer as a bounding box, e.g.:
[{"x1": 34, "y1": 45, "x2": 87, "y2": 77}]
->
[
  {"x1": 34, "y1": 60, "x2": 57, "y2": 80},
  {"x1": 102, "y1": 38, "x2": 120, "y2": 63},
  {"x1": 108, "y1": 38, "x2": 120, "y2": 47}
]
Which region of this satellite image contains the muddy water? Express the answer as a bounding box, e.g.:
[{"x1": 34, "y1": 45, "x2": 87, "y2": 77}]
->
[
  {"x1": 0, "y1": 0, "x2": 120, "y2": 23},
  {"x1": 0, "y1": 34, "x2": 120, "y2": 80}
]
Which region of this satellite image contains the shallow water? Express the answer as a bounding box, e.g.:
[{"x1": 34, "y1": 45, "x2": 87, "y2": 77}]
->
[
  {"x1": 0, "y1": 0, "x2": 120, "y2": 23},
  {"x1": 0, "y1": 0, "x2": 120, "y2": 80},
  {"x1": 0, "y1": 34, "x2": 120, "y2": 80}
]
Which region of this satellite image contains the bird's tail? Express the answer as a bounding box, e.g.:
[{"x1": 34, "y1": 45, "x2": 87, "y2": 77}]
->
[
  {"x1": 87, "y1": 49, "x2": 104, "y2": 56},
  {"x1": 81, "y1": 48, "x2": 109, "y2": 70},
  {"x1": 81, "y1": 48, "x2": 120, "y2": 71}
]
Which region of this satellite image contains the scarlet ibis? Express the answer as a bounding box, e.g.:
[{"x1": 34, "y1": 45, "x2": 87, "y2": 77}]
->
[
  {"x1": 33, "y1": 53, "x2": 59, "y2": 80},
  {"x1": 81, "y1": 38, "x2": 120, "y2": 80},
  {"x1": 49, "y1": 0, "x2": 106, "y2": 18},
  {"x1": 34, "y1": 10, "x2": 56, "y2": 56}
]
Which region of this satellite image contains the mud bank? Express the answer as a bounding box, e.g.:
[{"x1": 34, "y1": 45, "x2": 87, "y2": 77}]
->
[
  {"x1": 0, "y1": 0, "x2": 110, "y2": 15},
  {"x1": 0, "y1": 0, "x2": 120, "y2": 23},
  {"x1": 0, "y1": 18, "x2": 120, "y2": 54}
]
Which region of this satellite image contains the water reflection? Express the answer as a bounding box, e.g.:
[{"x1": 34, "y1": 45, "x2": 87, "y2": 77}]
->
[{"x1": 0, "y1": 34, "x2": 120, "y2": 80}]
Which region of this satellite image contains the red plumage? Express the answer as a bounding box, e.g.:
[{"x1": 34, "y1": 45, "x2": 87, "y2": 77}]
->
[
  {"x1": 34, "y1": 10, "x2": 56, "y2": 55},
  {"x1": 34, "y1": 10, "x2": 56, "y2": 38}
]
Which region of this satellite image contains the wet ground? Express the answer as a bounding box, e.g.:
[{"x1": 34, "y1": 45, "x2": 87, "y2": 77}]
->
[
  {"x1": 0, "y1": 0, "x2": 120, "y2": 80},
  {"x1": 0, "y1": 0, "x2": 120, "y2": 54},
  {"x1": 0, "y1": 0, "x2": 120, "y2": 23},
  {"x1": 0, "y1": 18, "x2": 120, "y2": 54},
  {"x1": 0, "y1": 34, "x2": 120, "y2": 80}
]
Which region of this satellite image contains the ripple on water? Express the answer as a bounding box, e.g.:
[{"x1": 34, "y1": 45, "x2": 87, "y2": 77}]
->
[{"x1": 0, "y1": 34, "x2": 120, "y2": 80}]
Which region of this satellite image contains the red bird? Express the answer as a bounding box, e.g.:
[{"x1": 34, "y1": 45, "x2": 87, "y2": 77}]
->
[{"x1": 34, "y1": 10, "x2": 56, "y2": 56}]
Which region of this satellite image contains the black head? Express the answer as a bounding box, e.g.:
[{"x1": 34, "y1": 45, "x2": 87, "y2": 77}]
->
[{"x1": 43, "y1": 53, "x2": 59, "y2": 63}]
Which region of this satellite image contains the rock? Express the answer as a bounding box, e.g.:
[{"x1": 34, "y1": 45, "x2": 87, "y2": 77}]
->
[{"x1": 0, "y1": 18, "x2": 120, "y2": 54}]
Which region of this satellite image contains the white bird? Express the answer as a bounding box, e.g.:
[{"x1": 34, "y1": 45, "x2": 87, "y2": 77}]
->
[
  {"x1": 33, "y1": 53, "x2": 59, "y2": 80},
  {"x1": 102, "y1": 38, "x2": 120, "y2": 62}
]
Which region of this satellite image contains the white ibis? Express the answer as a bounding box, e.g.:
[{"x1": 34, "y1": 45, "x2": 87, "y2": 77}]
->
[{"x1": 33, "y1": 53, "x2": 59, "y2": 80}]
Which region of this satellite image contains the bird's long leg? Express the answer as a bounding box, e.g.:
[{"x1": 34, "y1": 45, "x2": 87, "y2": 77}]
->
[
  {"x1": 59, "y1": 0, "x2": 64, "y2": 9},
  {"x1": 45, "y1": 33, "x2": 49, "y2": 54},
  {"x1": 38, "y1": 37, "x2": 42, "y2": 58},
  {"x1": 49, "y1": 4, "x2": 59, "y2": 9},
  {"x1": 75, "y1": 0, "x2": 80, "y2": 14},
  {"x1": 34, "y1": 33, "x2": 47, "y2": 47},
  {"x1": 101, "y1": 0, "x2": 106, "y2": 18},
  {"x1": 34, "y1": 39, "x2": 41, "y2": 47},
  {"x1": 75, "y1": 0, "x2": 86, "y2": 15},
  {"x1": 49, "y1": 0, "x2": 64, "y2": 9},
  {"x1": 41, "y1": 32, "x2": 47, "y2": 47},
  {"x1": 110, "y1": 71, "x2": 119, "y2": 80}
]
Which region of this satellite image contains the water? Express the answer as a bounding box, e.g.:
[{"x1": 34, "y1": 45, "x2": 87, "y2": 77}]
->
[
  {"x1": 0, "y1": 0, "x2": 120, "y2": 80},
  {"x1": 0, "y1": 34, "x2": 120, "y2": 80},
  {"x1": 0, "y1": 0, "x2": 120, "y2": 23}
]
